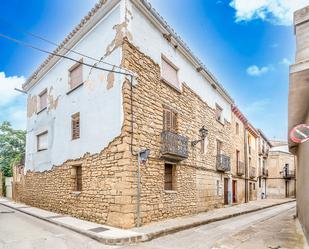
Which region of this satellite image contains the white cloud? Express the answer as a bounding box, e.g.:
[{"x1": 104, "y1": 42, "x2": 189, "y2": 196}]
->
[
  {"x1": 0, "y1": 72, "x2": 25, "y2": 107},
  {"x1": 246, "y1": 65, "x2": 270, "y2": 76},
  {"x1": 280, "y1": 57, "x2": 291, "y2": 65},
  {"x1": 229, "y1": 0, "x2": 309, "y2": 26},
  {"x1": 243, "y1": 99, "x2": 270, "y2": 115}
]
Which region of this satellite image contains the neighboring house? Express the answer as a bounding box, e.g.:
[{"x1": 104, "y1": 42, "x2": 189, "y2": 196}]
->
[
  {"x1": 257, "y1": 129, "x2": 272, "y2": 200},
  {"x1": 15, "y1": 0, "x2": 281, "y2": 228},
  {"x1": 289, "y1": 5, "x2": 309, "y2": 240},
  {"x1": 267, "y1": 143, "x2": 296, "y2": 199}
]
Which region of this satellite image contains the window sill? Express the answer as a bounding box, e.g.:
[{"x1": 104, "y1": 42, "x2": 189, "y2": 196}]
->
[
  {"x1": 37, "y1": 107, "x2": 47, "y2": 115},
  {"x1": 161, "y1": 78, "x2": 182, "y2": 93},
  {"x1": 71, "y1": 191, "x2": 81, "y2": 196},
  {"x1": 37, "y1": 148, "x2": 48, "y2": 152},
  {"x1": 164, "y1": 190, "x2": 177, "y2": 194},
  {"x1": 66, "y1": 82, "x2": 84, "y2": 95},
  {"x1": 216, "y1": 119, "x2": 225, "y2": 126}
]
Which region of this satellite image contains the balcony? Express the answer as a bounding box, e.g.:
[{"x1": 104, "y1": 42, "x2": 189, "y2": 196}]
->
[
  {"x1": 237, "y1": 161, "x2": 245, "y2": 176},
  {"x1": 160, "y1": 130, "x2": 188, "y2": 161},
  {"x1": 216, "y1": 154, "x2": 231, "y2": 172},
  {"x1": 283, "y1": 170, "x2": 295, "y2": 179},
  {"x1": 260, "y1": 168, "x2": 268, "y2": 178},
  {"x1": 249, "y1": 167, "x2": 256, "y2": 178}
]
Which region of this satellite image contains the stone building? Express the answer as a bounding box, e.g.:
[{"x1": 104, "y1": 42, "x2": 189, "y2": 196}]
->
[
  {"x1": 257, "y1": 129, "x2": 272, "y2": 200},
  {"x1": 267, "y1": 142, "x2": 296, "y2": 199},
  {"x1": 15, "y1": 0, "x2": 275, "y2": 228},
  {"x1": 289, "y1": 5, "x2": 309, "y2": 240}
]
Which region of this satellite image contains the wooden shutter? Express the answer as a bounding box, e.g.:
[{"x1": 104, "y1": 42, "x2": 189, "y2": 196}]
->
[
  {"x1": 72, "y1": 113, "x2": 80, "y2": 140},
  {"x1": 69, "y1": 62, "x2": 83, "y2": 89},
  {"x1": 163, "y1": 108, "x2": 177, "y2": 132},
  {"x1": 164, "y1": 164, "x2": 173, "y2": 190}
]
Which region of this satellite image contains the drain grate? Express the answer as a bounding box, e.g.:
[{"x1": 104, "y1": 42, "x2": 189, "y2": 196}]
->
[{"x1": 88, "y1": 227, "x2": 109, "y2": 233}]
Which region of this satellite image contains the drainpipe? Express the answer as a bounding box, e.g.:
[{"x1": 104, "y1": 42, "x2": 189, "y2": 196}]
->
[
  {"x1": 244, "y1": 128, "x2": 248, "y2": 203},
  {"x1": 136, "y1": 152, "x2": 141, "y2": 227}
]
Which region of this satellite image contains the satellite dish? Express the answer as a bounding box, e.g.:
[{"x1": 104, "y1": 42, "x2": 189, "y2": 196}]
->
[{"x1": 289, "y1": 124, "x2": 309, "y2": 144}]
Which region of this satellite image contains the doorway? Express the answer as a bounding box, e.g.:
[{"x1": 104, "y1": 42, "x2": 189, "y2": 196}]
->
[
  {"x1": 224, "y1": 178, "x2": 229, "y2": 205},
  {"x1": 249, "y1": 182, "x2": 253, "y2": 201},
  {"x1": 232, "y1": 180, "x2": 237, "y2": 203},
  {"x1": 285, "y1": 181, "x2": 289, "y2": 198}
]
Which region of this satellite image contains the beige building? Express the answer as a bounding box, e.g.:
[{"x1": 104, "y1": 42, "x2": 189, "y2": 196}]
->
[
  {"x1": 12, "y1": 0, "x2": 285, "y2": 229},
  {"x1": 289, "y1": 5, "x2": 309, "y2": 240},
  {"x1": 267, "y1": 142, "x2": 296, "y2": 199}
]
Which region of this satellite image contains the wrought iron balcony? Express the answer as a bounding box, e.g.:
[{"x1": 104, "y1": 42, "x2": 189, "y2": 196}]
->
[
  {"x1": 283, "y1": 170, "x2": 295, "y2": 179},
  {"x1": 216, "y1": 154, "x2": 231, "y2": 172},
  {"x1": 249, "y1": 167, "x2": 256, "y2": 178},
  {"x1": 160, "y1": 130, "x2": 188, "y2": 161},
  {"x1": 237, "y1": 161, "x2": 245, "y2": 176},
  {"x1": 260, "y1": 167, "x2": 268, "y2": 178}
]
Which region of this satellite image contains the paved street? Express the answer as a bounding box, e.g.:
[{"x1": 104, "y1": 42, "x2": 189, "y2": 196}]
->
[{"x1": 0, "y1": 202, "x2": 306, "y2": 249}]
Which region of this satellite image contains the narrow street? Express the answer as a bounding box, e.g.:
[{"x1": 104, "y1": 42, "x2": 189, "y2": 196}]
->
[{"x1": 0, "y1": 202, "x2": 306, "y2": 249}]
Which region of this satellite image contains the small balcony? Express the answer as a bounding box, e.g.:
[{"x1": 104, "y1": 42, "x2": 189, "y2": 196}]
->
[
  {"x1": 160, "y1": 130, "x2": 188, "y2": 161},
  {"x1": 249, "y1": 167, "x2": 256, "y2": 178},
  {"x1": 237, "y1": 161, "x2": 245, "y2": 176},
  {"x1": 260, "y1": 167, "x2": 268, "y2": 178},
  {"x1": 216, "y1": 154, "x2": 231, "y2": 172},
  {"x1": 283, "y1": 170, "x2": 295, "y2": 179}
]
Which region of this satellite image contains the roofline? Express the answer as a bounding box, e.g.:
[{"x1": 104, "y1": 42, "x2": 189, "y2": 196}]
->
[
  {"x1": 232, "y1": 105, "x2": 248, "y2": 125},
  {"x1": 246, "y1": 123, "x2": 259, "y2": 138},
  {"x1": 257, "y1": 129, "x2": 272, "y2": 147},
  {"x1": 135, "y1": 0, "x2": 234, "y2": 104}
]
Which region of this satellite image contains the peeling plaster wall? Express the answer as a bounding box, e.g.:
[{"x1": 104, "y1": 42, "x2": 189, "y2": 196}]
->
[
  {"x1": 26, "y1": 4, "x2": 124, "y2": 171},
  {"x1": 129, "y1": 1, "x2": 232, "y2": 122}
]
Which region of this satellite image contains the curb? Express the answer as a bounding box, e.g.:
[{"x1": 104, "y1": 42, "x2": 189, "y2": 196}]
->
[
  {"x1": 143, "y1": 199, "x2": 296, "y2": 241},
  {"x1": 0, "y1": 199, "x2": 295, "y2": 245}
]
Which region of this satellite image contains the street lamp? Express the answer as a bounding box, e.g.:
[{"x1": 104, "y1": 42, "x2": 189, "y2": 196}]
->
[
  {"x1": 191, "y1": 126, "x2": 208, "y2": 147},
  {"x1": 137, "y1": 149, "x2": 150, "y2": 227}
]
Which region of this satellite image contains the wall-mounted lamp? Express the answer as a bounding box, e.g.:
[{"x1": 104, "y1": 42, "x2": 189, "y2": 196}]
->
[{"x1": 191, "y1": 126, "x2": 208, "y2": 147}]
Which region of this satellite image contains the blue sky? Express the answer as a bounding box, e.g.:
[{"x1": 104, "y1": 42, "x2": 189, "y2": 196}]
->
[{"x1": 0, "y1": 0, "x2": 308, "y2": 140}]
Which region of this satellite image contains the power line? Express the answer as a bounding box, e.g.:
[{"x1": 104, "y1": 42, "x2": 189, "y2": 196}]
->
[
  {"x1": 0, "y1": 33, "x2": 133, "y2": 77},
  {"x1": 0, "y1": 18, "x2": 130, "y2": 74}
]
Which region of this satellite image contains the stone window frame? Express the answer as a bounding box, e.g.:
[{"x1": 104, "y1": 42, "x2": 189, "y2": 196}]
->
[
  {"x1": 164, "y1": 162, "x2": 177, "y2": 193},
  {"x1": 69, "y1": 161, "x2": 83, "y2": 195},
  {"x1": 160, "y1": 54, "x2": 182, "y2": 92},
  {"x1": 67, "y1": 59, "x2": 84, "y2": 95},
  {"x1": 215, "y1": 103, "x2": 224, "y2": 124},
  {"x1": 37, "y1": 88, "x2": 48, "y2": 114}
]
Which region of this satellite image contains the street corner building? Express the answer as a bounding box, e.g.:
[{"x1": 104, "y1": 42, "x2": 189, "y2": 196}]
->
[
  {"x1": 12, "y1": 0, "x2": 292, "y2": 228},
  {"x1": 289, "y1": 5, "x2": 309, "y2": 241}
]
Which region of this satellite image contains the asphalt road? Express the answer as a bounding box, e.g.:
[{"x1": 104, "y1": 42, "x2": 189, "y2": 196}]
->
[{"x1": 0, "y1": 202, "x2": 305, "y2": 249}]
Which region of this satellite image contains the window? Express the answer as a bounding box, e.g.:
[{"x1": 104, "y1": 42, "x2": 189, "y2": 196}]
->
[
  {"x1": 69, "y1": 61, "x2": 83, "y2": 89},
  {"x1": 37, "y1": 131, "x2": 48, "y2": 151},
  {"x1": 38, "y1": 89, "x2": 47, "y2": 111},
  {"x1": 163, "y1": 108, "x2": 177, "y2": 132},
  {"x1": 72, "y1": 165, "x2": 82, "y2": 192},
  {"x1": 253, "y1": 183, "x2": 256, "y2": 190},
  {"x1": 161, "y1": 56, "x2": 180, "y2": 89},
  {"x1": 215, "y1": 104, "x2": 223, "y2": 123},
  {"x1": 71, "y1": 112, "x2": 80, "y2": 140},
  {"x1": 236, "y1": 122, "x2": 239, "y2": 135},
  {"x1": 164, "y1": 163, "x2": 175, "y2": 191},
  {"x1": 236, "y1": 150, "x2": 240, "y2": 164}
]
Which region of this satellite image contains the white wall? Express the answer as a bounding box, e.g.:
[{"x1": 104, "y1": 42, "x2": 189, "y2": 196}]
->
[
  {"x1": 129, "y1": 1, "x2": 232, "y2": 122},
  {"x1": 26, "y1": 3, "x2": 125, "y2": 171}
]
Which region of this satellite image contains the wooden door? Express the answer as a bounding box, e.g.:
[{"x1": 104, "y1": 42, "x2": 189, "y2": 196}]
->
[
  {"x1": 224, "y1": 178, "x2": 229, "y2": 205},
  {"x1": 232, "y1": 180, "x2": 237, "y2": 203}
]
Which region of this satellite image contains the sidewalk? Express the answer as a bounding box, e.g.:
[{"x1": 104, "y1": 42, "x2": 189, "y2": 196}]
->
[{"x1": 0, "y1": 197, "x2": 295, "y2": 246}]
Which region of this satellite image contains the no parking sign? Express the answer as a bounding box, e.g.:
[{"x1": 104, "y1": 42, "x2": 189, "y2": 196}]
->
[{"x1": 289, "y1": 124, "x2": 309, "y2": 144}]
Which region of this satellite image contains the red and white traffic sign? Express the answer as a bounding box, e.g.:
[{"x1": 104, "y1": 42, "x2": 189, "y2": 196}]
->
[{"x1": 289, "y1": 124, "x2": 309, "y2": 143}]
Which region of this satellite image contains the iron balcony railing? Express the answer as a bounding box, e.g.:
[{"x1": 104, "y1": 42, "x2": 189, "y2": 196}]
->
[
  {"x1": 237, "y1": 161, "x2": 245, "y2": 176},
  {"x1": 249, "y1": 167, "x2": 256, "y2": 178},
  {"x1": 216, "y1": 154, "x2": 231, "y2": 172},
  {"x1": 161, "y1": 130, "x2": 188, "y2": 161},
  {"x1": 283, "y1": 170, "x2": 295, "y2": 179}
]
